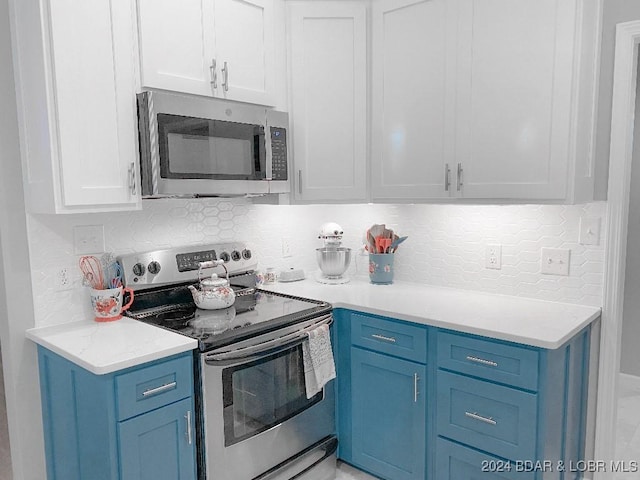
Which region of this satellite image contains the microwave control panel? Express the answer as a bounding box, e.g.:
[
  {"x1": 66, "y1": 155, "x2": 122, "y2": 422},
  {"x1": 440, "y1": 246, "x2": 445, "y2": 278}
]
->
[{"x1": 270, "y1": 127, "x2": 288, "y2": 180}]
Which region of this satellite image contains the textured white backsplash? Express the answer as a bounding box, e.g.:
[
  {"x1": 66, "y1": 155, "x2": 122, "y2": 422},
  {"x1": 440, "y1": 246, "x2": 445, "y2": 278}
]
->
[{"x1": 27, "y1": 199, "x2": 606, "y2": 327}]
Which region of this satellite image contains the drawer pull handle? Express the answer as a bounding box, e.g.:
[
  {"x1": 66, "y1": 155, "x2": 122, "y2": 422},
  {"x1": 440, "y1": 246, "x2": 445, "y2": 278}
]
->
[
  {"x1": 465, "y1": 411, "x2": 497, "y2": 426},
  {"x1": 414, "y1": 373, "x2": 419, "y2": 403},
  {"x1": 371, "y1": 333, "x2": 396, "y2": 343},
  {"x1": 185, "y1": 410, "x2": 193, "y2": 445},
  {"x1": 142, "y1": 381, "x2": 177, "y2": 397},
  {"x1": 466, "y1": 355, "x2": 498, "y2": 367}
]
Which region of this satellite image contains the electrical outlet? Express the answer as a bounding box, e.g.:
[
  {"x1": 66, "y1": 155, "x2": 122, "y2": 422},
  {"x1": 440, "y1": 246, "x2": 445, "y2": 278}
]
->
[
  {"x1": 541, "y1": 248, "x2": 571, "y2": 276},
  {"x1": 485, "y1": 244, "x2": 502, "y2": 270},
  {"x1": 282, "y1": 237, "x2": 292, "y2": 258},
  {"x1": 73, "y1": 225, "x2": 105, "y2": 254},
  {"x1": 54, "y1": 267, "x2": 73, "y2": 291}
]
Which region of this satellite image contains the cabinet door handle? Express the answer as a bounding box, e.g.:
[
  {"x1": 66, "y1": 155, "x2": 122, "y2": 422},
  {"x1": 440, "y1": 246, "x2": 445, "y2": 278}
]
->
[
  {"x1": 185, "y1": 410, "x2": 193, "y2": 445},
  {"x1": 222, "y1": 61, "x2": 229, "y2": 92},
  {"x1": 142, "y1": 381, "x2": 177, "y2": 397},
  {"x1": 128, "y1": 162, "x2": 136, "y2": 196},
  {"x1": 444, "y1": 163, "x2": 451, "y2": 191},
  {"x1": 414, "y1": 373, "x2": 419, "y2": 403},
  {"x1": 298, "y1": 170, "x2": 302, "y2": 194},
  {"x1": 457, "y1": 162, "x2": 463, "y2": 191},
  {"x1": 371, "y1": 333, "x2": 396, "y2": 343},
  {"x1": 210, "y1": 58, "x2": 217, "y2": 88},
  {"x1": 466, "y1": 355, "x2": 498, "y2": 367},
  {"x1": 465, "y1": 411, "x2": 497, "y2": 426}
]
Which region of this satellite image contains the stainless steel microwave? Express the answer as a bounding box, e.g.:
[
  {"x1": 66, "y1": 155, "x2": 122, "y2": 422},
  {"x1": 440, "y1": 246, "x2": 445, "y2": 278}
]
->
[{"x1": 137, "y1": 90, "x2": 289, "y2": 197}]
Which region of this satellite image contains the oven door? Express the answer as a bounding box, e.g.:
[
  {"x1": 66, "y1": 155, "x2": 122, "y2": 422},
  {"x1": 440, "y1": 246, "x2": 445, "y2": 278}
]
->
[{"x1": 200, "y1": 316, "x2": 335, "y2": 480}]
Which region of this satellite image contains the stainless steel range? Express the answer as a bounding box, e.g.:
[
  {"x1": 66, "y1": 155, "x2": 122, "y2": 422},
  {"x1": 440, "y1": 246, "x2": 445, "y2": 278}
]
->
[{"x1": 117, "y1": 243, "x2": 337, "y2": 480}]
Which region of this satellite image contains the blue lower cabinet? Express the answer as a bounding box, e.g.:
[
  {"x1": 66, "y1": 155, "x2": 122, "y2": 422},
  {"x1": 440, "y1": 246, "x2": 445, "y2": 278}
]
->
[
  {"x1": 119, "y1": 397, "x2": 197, "y2": 480},
  {"x1": 350, "y1": 347, "x2": 427, "y2": 480},
  {"x1": 335, "y1": 309, "x2": 592, "y2": 480},
  {"x1": 36, "y1": 346, "x2": 197, "y2": 480},
  {"x1": 436, "y1": 438, "x2": 535, "y2": 480}
]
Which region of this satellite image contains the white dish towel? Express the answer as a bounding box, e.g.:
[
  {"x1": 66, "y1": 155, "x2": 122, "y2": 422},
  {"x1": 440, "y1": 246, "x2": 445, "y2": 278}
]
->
[{"x1": 302, "y1": 323, "x2": 336, "y2": 399}]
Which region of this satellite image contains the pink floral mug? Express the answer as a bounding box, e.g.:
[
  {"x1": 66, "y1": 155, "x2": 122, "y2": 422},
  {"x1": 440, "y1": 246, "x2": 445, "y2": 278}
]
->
[{"x1": 90, "y1": 286, "x2": 134, "y2": 322}]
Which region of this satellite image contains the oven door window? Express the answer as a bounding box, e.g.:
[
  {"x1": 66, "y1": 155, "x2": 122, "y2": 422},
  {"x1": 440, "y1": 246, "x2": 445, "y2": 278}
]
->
[
  {"x1": 222, "y1": 345, "x2": 322, "y2": 447},
  {"x1": 157, "y1": 113, "x2": 266, "y2": 180}
]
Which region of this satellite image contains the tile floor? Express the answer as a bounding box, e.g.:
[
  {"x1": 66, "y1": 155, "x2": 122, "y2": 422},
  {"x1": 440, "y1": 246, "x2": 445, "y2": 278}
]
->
[
  {"x1": 335, "y1": 461, "x2": 377, "y2": 479},
  {"x1": 614, "y1": 373, "x2": 640, "y2": 479}
]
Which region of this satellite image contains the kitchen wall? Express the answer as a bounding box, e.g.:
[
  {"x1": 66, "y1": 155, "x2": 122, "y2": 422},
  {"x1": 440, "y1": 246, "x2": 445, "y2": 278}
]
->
[
  {"x1": 620, "y1": 50, "x2": 640, "y2": 377},
  {"x1": 595, "y1": 0, "x2": 640, "y2": 200},
  {"x1": 28, "y1": 199, "x2": 606, "y2": 328},
  {"x1": 0, "y1": 0, "x2": 45, "y2": 476}
]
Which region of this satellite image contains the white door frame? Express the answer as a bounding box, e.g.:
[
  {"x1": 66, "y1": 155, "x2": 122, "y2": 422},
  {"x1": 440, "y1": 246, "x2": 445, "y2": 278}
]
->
[{"x1": 594, "y1": 20, "x2": 640, "y2": 479}]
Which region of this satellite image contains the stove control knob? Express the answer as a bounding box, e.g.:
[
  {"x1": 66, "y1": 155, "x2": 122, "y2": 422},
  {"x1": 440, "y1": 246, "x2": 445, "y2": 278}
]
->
[
  {"x1": 132, "y1": 262, "x2": 145, "y2": 277},
  {"x1": 148, "y1": 261, "x2": 161, "y2": 275},
  {"x1": 242, "y1": 249, "x2": 252, "y2": 260},
  {"x1": 220, "y1": 252, "x2": 231, "y2": 263},
  {"x1": 231, "y1": 250, "x2": 241, "y2": 261}
]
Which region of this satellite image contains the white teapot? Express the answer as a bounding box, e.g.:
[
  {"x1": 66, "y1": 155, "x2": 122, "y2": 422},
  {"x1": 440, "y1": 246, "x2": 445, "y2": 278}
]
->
[{"x1": 188, "y1": 261, "x2": 236, "y2": 310}]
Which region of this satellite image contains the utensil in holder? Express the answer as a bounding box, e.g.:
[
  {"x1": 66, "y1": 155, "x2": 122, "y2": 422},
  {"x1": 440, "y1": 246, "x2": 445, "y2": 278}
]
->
[{"x1": 369, "y1": 253, "x2": 394, "y2": 284}]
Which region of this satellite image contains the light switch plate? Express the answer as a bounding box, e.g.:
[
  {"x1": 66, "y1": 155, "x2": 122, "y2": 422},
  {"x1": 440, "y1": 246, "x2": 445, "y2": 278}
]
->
[
  {"x1": 541, "y1": 248, "x2": 570, "y2": 276},
  {"x1": 579, "y1": 217, "x2": 601, "y2": 245},
  {"x1": 73, "y1": 225, "x2": 105, "y2": 255}
]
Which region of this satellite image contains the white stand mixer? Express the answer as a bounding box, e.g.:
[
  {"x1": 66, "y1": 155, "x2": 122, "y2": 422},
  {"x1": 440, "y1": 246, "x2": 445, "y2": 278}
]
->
[{"x1": 316, "y1": 222, "x2": 352, "y2": 284}]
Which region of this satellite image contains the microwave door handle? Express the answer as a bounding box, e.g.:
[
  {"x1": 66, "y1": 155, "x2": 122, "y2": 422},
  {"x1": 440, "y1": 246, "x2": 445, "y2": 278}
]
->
[{"x1": 204, "y1": 316, "x2": 333, "y2": 365}]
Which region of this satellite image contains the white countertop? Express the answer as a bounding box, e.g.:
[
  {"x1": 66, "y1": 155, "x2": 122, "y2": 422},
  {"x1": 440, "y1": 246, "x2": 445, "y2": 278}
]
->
[
  {"x1": 262, "y1": 278, "x2": 601, "y2": 349},
  {"x1": 26, "y1": 318, "x2": 197, "y2": 375},
  {"x1": 26, "y1": 279, "x2": 601, "y2": 375}
]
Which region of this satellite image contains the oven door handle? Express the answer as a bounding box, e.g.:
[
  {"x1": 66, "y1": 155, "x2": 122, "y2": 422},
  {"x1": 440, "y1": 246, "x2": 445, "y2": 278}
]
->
[{"x1": 204, "y1": 315, "x2": 333, "y2": 365}]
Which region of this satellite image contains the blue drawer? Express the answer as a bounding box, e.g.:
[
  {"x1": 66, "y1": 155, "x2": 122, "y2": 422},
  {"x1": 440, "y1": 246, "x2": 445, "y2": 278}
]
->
[
  {"x1": 350, "y1": 313, "x2": 427, "y2": 363},
  {"x1": 437, "y1": 331, "x2": 539, "y2": 391},
  {"x1": 436, "y1": 438, "x2": 535, "y2": 480},
  {"x1": 115, "y1": 354, "x2": 193, "y2": 421},
  {"x1": 437, "y1": 370, "x2": 538, "y2": 461}
]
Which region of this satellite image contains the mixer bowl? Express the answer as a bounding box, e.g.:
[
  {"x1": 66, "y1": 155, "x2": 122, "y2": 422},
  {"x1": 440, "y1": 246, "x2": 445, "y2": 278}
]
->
[{"x1": 316, "y1": 247, "x2": 351, "y2": 278}]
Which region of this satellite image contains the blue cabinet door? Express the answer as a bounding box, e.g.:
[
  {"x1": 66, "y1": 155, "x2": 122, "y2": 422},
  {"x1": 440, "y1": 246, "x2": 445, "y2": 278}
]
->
[
  {"x1": 118, "y1": 397, "x2": 197, "y2": 480},
  {"x1": 351, "y1": 347, "x2": 427, "y2": 480}
]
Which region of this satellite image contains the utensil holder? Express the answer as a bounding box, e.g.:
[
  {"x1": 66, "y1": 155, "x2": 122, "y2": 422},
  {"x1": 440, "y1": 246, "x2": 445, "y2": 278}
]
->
[{"x1": 369, "y1": 253, "x2": 394, "y2": 284}]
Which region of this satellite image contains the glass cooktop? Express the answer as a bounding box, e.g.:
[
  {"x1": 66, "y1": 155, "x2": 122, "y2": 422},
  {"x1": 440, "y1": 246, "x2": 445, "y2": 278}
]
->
[{"x1": 125, "y1": 284, "x2": 331, "y2": 351}]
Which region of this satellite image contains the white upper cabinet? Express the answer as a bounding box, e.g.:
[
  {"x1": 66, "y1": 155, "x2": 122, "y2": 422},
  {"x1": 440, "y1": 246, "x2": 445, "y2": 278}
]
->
[
  {"x1": 454, "y1": 0, "x2": 575, "y2": 199},
  {"x1": 137, "y1": 0, "x2": 276, "y2": 106},
  {"x1": 371, "y1": 0, "x2": 600, "y2": 202},
  {"x1": 137, "y1": 0, "x2": 216, "y2": 97},
  {"x1": 214, "y1": 0, "x2": 276, "y2": 105},
  {"x1": 371, "y1": 0, "x2": 457, "y2": 201},
  {"x1": 10, "y1": 0, "x2": 141, "y2": 213},
  {"x1": 287, "y1": 1, "x2": 368, "y2": 202}
]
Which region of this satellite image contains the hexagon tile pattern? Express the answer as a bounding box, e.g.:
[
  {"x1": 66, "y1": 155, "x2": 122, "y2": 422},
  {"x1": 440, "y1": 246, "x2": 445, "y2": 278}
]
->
[{"x1": 26, "y1": 199, "x2": 606, "y2": 327}]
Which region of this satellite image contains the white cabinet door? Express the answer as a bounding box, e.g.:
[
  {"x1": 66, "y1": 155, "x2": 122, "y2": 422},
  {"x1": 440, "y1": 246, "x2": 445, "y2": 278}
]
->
[
  {"x1": 371, "y1": 0, "x2": 458, "y2": 201},
  {"x1": 214, "y1": 0, "x2": 275, "y2": 105},
  {"x1": 137, "y1": 0, "x2": 275, "y2": 105},
  {"x1": 455, "y1": 0, "x2": 574, "y2": 199},
  {"x1": 137, "y1": 0, "x2": 216, "y2": 97},
  {"x1": 288, "y1": 2, "x2": 368, "y2": 202},
  {"x1": 46, "y1": 0, "x2": 140, "y2": 209}
]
